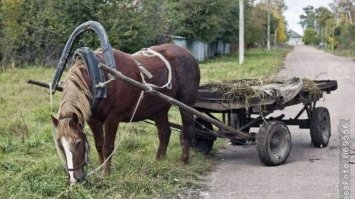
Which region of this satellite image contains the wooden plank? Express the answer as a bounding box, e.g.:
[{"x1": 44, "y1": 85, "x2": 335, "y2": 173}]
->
[{"x1": 27, "y1": 79, "x2": 63, "y2": 92}]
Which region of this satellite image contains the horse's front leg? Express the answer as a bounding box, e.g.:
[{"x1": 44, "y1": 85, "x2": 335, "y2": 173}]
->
[
  {"x1": 102, "y1": 117, "x2": 119, "y2": 175},
  {"x1": 88, "y1": 119, "x2": 104, "y2": 163}
]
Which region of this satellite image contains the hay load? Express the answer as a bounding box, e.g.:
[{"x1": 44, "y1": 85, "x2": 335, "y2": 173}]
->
[{"x1": 200, "y1": 77, "x2": 322, "y2": 107}]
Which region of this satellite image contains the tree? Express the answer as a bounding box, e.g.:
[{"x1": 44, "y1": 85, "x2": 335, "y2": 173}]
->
[
  {"x1": 272, "y1": 0, "x2": 287, "y2": 12},
  {"x1": 299, "y1": 6, "x2": 316, "y2": 29},
  {"x1": 96, "y1": 0, "x2": 165, "y2": 53},
  {"x1": 0, "y1": 0, "x2": 4, "y2": 64},
  {"x1": 0, "y1": 0, "x2": 289, "y2": 66},
  {"x1": 276, "y1": 16, "x2": 287, "y2": 43},
  {"x1": 316, "y1": 7, "x2": 334, "y2": 27},
  {"x1": 1, "y1": 0, "x2": 27, "y2": 64},
  {"x1": 218, "y1": 0, "x2": 241, "y2": 43},
  {"x1": 315, "y1": 7, "x2": 334, "y2": 43},
  {"x1": 246, "y1": 5, "x2": 267, "y2": 46},
  {"x1": 302, "y1": 28, "x2": 319, "y2": 45},
  {"x1": 165, "y1": 0, "x2": 229, "y2": 43},
  {"x1": 271, "y1": 0, "x2": 288, "y2": 44}
]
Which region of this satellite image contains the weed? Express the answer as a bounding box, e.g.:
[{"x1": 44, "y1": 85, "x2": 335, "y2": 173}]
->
[{"x1": 7, "y1": 112, "x2": 30, "y2": 143}]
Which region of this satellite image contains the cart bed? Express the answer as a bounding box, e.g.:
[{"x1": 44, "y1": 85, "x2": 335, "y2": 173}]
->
[{"x1": 195, "y1": 79, "x2": 337, "y2": 112}]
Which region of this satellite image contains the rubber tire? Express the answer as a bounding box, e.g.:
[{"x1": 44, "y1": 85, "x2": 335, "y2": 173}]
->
[
  {"x1": 310, "y1": 107, "x2": 331, "y2": 148},
  {"x1": 256, "y1": 121, "x2": 292, "y2": 166},
  {"x1": 193, "y1": 118, "x2": 215, "y2": 155}
]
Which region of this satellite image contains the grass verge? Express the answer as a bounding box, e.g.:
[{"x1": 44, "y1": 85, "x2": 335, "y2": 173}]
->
[
  {"x1": 199, "y1": 47, "x2": 292, "y2": 84},
  {"x1": 0, "y1": 47, "x2": 290, "y2": 198},
  {"x1": 323, "y1": 48, "x2": 355, "y2": 60}
]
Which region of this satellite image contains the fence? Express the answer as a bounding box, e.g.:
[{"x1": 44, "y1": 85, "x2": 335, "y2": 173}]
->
[{"x1": 169, "y1": 36, "x2": 233, "y2": 61}]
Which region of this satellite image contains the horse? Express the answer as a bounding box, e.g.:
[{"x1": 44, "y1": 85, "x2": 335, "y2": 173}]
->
[{"x1": 50, "y1": 44, "x2": 200, "y2": 185}]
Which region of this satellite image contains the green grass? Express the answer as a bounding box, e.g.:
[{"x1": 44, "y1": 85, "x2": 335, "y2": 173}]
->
[
  {"x1": 0, "y1": 47, "x2": 290, "y2": 198},
  {"x1": 199, "y1": 48, "x2": 291, "y2": 84},
  {"x1": 323, "y1": 48, "x2": 355, "y2": 59}
]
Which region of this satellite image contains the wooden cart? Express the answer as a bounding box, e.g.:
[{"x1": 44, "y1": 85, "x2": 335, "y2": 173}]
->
[
  {"x1": 27, "y1": 21, "x2": 338, "y2": 166},
  {"x1": 188, "y1": 79, "x2": 337, "y2": 165}
]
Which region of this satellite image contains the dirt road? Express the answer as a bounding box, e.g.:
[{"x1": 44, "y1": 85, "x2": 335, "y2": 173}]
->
[{"x1": 201, "y1": 46, "x2": 355, "y2": 199}]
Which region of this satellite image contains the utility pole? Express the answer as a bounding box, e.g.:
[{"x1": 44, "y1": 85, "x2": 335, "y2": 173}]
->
[
  {"x1": 267, "y1": 0, "x2": 271, "y2": 51},
  {"x1": 332, "y1": 22, "x2": 335, "y2": 50},
  {"x1": 239, "y1": 0, "x2": 244, "y2": 64}
]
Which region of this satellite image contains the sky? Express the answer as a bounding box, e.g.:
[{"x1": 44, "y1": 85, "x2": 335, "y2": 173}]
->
[{"x1": 284, "y1": 0, "x2": 333, "y2": 35}]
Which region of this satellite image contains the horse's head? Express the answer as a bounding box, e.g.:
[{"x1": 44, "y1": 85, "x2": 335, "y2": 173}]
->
[{"x1": 51, "y1": 114, "x2": 89, "y2": 185}]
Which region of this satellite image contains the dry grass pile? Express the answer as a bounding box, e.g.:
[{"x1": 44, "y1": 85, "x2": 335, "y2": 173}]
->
[
  {"x1": 202, "y1": 78, "x2": 322, "y2": 105},
  {"x1": 302, "y1": 78, "x2": 322, "y2": 102},
  {"x1": 202, "y1": 79, "x2": 275, "y2": 105}
]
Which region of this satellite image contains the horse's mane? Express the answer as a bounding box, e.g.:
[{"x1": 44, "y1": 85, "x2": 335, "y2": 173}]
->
[{"x1": 57, "y1": 57, "x2": 92, "y2": 138}]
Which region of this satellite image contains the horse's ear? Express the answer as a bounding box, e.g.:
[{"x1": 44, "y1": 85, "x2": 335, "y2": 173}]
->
[
  {"x1": 69, "y1": 114, "x2": 80, "y2": 128},
  {"x1": 51, "y1": 115, "x2": 59, "y2": 128}
]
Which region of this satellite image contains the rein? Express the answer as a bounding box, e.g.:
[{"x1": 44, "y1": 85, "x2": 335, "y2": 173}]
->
[{"x1": 67, "y1": 161, "x2": 87, "y2": 172}]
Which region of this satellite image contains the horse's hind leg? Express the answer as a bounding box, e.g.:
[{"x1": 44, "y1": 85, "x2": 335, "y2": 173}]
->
[
  {"x1": 179, "y1": 110, "x2": 194, "y2": 164},
  {"x1": 153, "y1": 111, "x2": 171, "y2": 160},
  {"x1": 88, "y1": 119, "x2": 104, "y2": 163}
]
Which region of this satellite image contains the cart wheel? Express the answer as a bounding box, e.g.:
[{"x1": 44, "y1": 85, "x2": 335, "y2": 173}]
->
[
  {"x1": 256, "y1": 121, "x2": 292, "y2": 166},
  {"x1": 310, "y1": 107, "x2": 331, "y2": 148},
  {"x1": 193, "y1": 118, "x2": 216, "y2": 155}
]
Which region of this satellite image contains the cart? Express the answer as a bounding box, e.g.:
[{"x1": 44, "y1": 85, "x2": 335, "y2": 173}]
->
[
  {"x1": 187, "y1": 78, "x2": 338, "y2": 165},
  {"x1": 99, "y1": 65, "x2": 337, "y2": 166},
  {"x1": 27, "y1": 21, "x2": 338, "y2": 166}
]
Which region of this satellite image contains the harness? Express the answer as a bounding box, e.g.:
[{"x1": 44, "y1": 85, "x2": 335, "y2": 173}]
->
[
  {"x1": 72, "y1": 47, "x2": 172, "y2": 111},
  {"x1": 73, "y1": 47, "x2": 107, "y2": 110},
  {"x1": 133, "y1": 48, "x2": 172, "y2": 90},
  {"x1": 67, "y1": 161, "x2": 87, "y2": 172}
]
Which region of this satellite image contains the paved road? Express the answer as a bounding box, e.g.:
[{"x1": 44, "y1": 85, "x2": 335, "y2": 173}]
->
[{"x1": 202, "y1": 46, "x2": 355, "y2": 199}]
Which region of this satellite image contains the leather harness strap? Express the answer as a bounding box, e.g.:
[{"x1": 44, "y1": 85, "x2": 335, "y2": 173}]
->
[
  {"x1": 133, "y1": 48, "x2": 172, "y2": 90},
  {"x1": 74, "y1": 47, "x2": 107, "y2": 110}
]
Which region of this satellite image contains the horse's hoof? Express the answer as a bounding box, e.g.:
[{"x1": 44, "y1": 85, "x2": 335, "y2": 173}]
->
[
  {"x1": 70, "y1": 182, "x2": 77, "y2": 187},
  {"x1": 155, "y1": 154, "x2": 166, "y2": 161},
  {"x1": 101, "y1": 169, "x2": 111, "y2": 176}
]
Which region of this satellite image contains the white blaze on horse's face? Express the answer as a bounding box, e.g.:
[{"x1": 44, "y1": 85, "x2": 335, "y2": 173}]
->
[{"x1": 61, "y1": 137, "x2": 76, "y2": 184}]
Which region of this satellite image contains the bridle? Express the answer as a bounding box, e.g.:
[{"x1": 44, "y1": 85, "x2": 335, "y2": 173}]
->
[
  {"x1": 61, "y1": 129, "x2": 90, "y2": 180},
  {"x1": 66, "y1": 161, "x2": 87, "y2": 172}
]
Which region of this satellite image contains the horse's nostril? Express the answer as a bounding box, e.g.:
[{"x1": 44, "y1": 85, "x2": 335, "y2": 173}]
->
[{"x1": 76, "y1": 175, "x2": 85, "y2": 182}]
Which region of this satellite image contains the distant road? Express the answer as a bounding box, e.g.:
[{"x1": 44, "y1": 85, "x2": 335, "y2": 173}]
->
[{"x1": 202, "y1": 45, "x2": 355, "y2": 199}]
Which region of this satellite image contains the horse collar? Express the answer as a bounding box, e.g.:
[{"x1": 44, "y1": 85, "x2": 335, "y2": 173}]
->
[{"x1": 74, "y1": 47, "x2": 107, "y2": 110}]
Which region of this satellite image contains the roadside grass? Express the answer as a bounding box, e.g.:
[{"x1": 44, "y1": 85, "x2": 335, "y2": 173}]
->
[
  {"x1": 0, "y1": 47, "x2": 290, "y2": 198},
  {"x1": 199, "y1": 48, "x2": 291, "y2": 84},
  {"x1": 323, "y1": 48, "x2": 355, "y2": 60}
]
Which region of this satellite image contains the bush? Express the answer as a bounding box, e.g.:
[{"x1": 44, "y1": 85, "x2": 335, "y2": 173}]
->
[{"x1": 302, "y1": 28, "x2": 320, "y2": 45}]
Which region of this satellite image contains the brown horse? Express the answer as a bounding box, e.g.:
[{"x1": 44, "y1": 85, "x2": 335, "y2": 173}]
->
[{"x1": 51, "y1": 44, "x2": 200, "y2": 184}]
